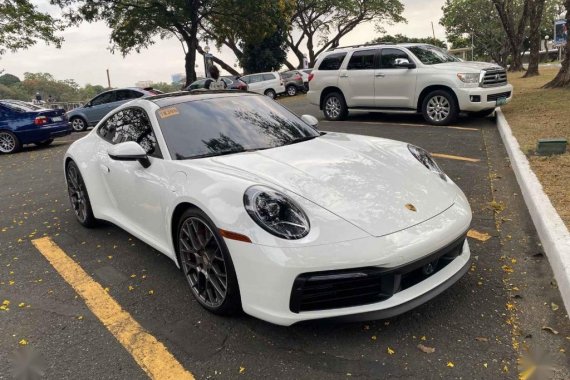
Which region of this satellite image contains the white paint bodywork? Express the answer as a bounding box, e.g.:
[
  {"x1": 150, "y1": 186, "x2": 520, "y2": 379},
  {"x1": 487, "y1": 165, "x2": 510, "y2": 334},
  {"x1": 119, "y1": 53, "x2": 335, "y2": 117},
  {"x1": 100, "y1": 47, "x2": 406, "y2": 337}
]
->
[
  {"x1": 64, "y1": 96, "x2": 472, "y2": 325},
  {"x1": 307, "y1": 44, "x2": 513, "y2": 113}
]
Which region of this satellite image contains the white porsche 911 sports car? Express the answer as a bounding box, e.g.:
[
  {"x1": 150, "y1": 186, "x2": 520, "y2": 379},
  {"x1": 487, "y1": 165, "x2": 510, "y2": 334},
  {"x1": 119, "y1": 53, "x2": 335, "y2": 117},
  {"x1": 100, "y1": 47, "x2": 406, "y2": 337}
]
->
[{"x1": 64, "y1": 91, "x2": 472, "y2": 326}]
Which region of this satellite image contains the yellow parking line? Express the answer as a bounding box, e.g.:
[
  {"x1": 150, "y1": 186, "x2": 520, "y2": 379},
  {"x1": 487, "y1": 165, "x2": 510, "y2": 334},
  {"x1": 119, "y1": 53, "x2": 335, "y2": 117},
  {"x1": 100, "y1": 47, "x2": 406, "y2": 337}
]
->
[
  {"x1": 32, "y1": 237, "x2": 194, "y2": 380},
  {"x1": 431, "y1": 153, "x2": 480, "y2": 163}
]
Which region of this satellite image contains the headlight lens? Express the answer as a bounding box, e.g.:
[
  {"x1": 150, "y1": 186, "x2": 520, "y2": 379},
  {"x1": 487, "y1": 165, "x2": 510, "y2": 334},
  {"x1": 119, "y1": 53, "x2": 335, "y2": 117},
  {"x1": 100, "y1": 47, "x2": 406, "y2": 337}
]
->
[
  {"x1": 408, "y1": 144, "x2": 446, "y2": 180},
  {"x1": 457, "y1": 72, "x2": 480, "y2": 84},
  {"x1": 244, "y1": 186, "x2": 310, "y2": 240}
]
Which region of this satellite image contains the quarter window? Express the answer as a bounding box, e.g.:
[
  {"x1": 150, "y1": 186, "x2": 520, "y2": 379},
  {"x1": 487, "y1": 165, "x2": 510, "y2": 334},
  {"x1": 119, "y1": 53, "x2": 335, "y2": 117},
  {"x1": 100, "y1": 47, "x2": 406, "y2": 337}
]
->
[
  {"x1": 347, "y1": 50, "x2": 376, "y2": 70},
  {"x1": 97, "y1": 107, "x2": 162, "y2": 158},
  {"x1": 318, "y1": 53, "x2": 347, "y2": 70},
  {"x1": 91, "y1": 92, "x2": 116, "y2": 106},
  {"x1": 262, "y1": 73, "x2": 275, "y2": 81},
  {"x1": 379, "y1": 49, "x2": 411, "y2": 69}
]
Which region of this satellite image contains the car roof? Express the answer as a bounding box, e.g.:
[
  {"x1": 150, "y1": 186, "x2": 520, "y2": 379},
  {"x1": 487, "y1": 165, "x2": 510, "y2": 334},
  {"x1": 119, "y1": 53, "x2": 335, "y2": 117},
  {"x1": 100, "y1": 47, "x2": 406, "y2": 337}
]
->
[
  {"x1": 324, "y1": 42, "x2": 429, "y2": 54},
  {"x1": 147, "y1": 91, "x2": 257, "y2": 107}
]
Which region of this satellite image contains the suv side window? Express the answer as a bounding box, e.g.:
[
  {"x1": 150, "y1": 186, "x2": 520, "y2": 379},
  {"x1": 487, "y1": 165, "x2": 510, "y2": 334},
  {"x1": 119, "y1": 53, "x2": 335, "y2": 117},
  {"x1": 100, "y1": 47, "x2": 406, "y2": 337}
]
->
[
  {"x1": 318, "y1": 53, "x2": 347, "y2": 70},
  {"x1": 347, "y1": 50, "x2": 376, "y2": 70},
  {"x1": 91, "y1": 91, "x2": 116, "y2": 106},
  {"x1": 379, "y1": 48, "x2": 411, "y2": 69},
  {"x1": 262, "y1": 73, "x2": 275, "y2": 81},
  {"x1": 249, "y1": 74, "x2": 263, "y2": 83},
  {"x1": 116, "y1": 90, "x2": 144, "y2": 101},
  {"x1": 97, "y1": 107, "x2": 162, "y2": 158}
]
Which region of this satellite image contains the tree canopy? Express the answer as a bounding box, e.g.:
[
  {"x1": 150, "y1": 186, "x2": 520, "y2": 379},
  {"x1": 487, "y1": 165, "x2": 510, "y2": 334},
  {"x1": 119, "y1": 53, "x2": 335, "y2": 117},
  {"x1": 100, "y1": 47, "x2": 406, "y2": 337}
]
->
[{"x1": 370, "y1": 34, "x2": 447, "y2": 48}]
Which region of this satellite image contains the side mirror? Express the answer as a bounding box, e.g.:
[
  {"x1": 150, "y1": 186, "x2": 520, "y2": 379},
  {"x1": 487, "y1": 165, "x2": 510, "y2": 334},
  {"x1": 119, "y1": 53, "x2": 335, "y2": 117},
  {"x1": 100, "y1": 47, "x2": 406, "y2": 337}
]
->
[
  {"x1": 394, "y1": 58, "x2": 416, "y2": 69},
  {"x1": 301, "y1": 114, "x2": 319, "y2": 129},
  {"x1": 108, "y1": 141, "x2": 151, "y2": 168}
]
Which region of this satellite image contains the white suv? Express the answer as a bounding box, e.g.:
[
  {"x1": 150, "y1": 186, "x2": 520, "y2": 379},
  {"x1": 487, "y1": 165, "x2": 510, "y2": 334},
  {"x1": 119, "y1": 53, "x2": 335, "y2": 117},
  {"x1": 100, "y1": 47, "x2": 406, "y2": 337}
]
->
[
  {"x1": 240, "y1": 72, "x2": 286, "y2": 99},
  {"x1": 307, "y1": 44, "x2": 513, "y2": 125}
]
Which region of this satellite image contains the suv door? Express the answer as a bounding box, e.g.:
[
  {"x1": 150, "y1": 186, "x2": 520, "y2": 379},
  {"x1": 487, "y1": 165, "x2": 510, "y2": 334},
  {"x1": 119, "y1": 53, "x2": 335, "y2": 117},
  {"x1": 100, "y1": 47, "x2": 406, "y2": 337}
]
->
[
  {"x1": 85, "y1": 91, "x2": 117, "y2": 124},
  {"x1": 338, "y1": 49, "x2": 377, "y2": 107},
  {"x1": 246, "y1": 74, "x2": 264, "y2": 93},
  {"x1": 374, "y1": 48, "x2": 417, "y2": 108}
]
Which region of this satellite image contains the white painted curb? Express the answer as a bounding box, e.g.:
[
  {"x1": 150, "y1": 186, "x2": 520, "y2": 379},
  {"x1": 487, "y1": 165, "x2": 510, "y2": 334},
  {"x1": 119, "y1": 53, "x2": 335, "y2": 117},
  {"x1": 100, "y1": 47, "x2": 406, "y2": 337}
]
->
[{"x1": 496, "y1": 109, "x2": 570, "y2": 313}]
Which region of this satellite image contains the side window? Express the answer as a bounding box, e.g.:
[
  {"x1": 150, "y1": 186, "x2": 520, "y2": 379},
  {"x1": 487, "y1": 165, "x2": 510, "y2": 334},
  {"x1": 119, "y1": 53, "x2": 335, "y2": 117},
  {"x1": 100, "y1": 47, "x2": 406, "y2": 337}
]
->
[
  {"x1": 347, "y1": 50, "x2": 376, "y2": 70},
  {"x1": 317, "y1": 53, "x2": 347, "y2": 70},
  {"x1": 97, "y1": 108, "x2": 162, "y2": 158},
  {"x1": 240, "y1": 76, "x2": 250, "y2": 84},
  {"x1": 262, "y1": 73, "x2": 275, "y2": 81},
  {"x1": 116, "y1": 90, "x2": 144, "y2": 101},
  {"x1": 249, "y1": 75, "x2": 263, "y2": 84},
  {"x1": 379, "y1": 49, "x2": 411, "y2": 69},
  {"x1": 91, "y1": 92, "x2": 116, "y2": 106}
]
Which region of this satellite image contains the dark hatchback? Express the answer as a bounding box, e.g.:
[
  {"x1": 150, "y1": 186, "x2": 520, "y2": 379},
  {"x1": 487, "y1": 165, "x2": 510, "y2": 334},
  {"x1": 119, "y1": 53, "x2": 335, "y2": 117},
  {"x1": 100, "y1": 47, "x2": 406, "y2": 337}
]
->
[{"x1": 0, "y1": 100, "x2": 71, "y2": 154}]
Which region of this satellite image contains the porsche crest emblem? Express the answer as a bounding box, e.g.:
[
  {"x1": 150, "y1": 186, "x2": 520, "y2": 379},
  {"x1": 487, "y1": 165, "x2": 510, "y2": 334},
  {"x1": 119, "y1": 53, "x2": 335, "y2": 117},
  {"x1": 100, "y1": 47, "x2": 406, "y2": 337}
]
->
[{"x1": 405, "y1": 203, "x2": 417, "y2": 212}]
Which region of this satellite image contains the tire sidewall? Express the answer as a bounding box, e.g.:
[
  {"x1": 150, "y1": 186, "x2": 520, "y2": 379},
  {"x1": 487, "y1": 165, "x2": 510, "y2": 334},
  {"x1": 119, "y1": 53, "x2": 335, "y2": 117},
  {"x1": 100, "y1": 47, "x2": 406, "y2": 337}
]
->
[
  {"x1": 264, "y1": 89, "x2": 276, "y2": 99},
  {"x1": 177, "y1": 208, "x2": 242, "y2": 315},
  {"x1": 0, "y1": 131, "x2": 21, "y2": 154},
  {"x1": 287, "y1": 85, "x2": 297, "y2": 96},
  {"x1": 323, "y1": 92, "x2": 347, "y2": 121},
  {"x1": 66, "y1": 160, "x2": 97, "y2": 228},
  {"x1": 422, "y1": 90, "x2": 458, "y2": 126}
]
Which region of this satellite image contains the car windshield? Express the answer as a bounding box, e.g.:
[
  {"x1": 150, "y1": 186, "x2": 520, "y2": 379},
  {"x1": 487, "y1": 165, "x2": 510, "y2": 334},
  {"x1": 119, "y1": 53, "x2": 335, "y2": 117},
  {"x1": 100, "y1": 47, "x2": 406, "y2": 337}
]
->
[
  {"x1": 157, "y1": 95, "x2": 319, "y2": 160},
  {"x1": 407, "y1": 45, "x2": 460, "y2": 65}
]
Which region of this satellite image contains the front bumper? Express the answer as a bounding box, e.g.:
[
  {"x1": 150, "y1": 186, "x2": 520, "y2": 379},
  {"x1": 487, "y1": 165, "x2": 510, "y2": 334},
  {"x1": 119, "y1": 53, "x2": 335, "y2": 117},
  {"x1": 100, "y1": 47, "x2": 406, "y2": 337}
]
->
[
  {"x1": 455, "y1": 84, "x2": 514, "y2": 112},
  {"x1": 225, "y1": 200, "x2": 472, "y2": 326}
]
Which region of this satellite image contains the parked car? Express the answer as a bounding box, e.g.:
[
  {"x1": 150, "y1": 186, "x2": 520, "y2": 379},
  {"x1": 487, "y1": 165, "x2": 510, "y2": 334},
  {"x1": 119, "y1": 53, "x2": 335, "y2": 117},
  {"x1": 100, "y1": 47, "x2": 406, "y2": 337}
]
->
[
  {"x1": 238, "y1": 72, "x2": 285, "y2": 99},
  {"x1": 185, "y1": 77, "x2": 248, "y2": 91},
  {"x1": 64, "y1": 91, "x2": 472, "y2": 326},
  {"x1": 66, "y1": 87, "x2": 161, "y2": 132},
  {"x1": 280, "y1": 70, "x2": 306, "y2": 96},
  {"x1": 0, "y1": 100, "x2": 71, "y2": 154},
  {"x1": 307, "y1": 43, "x2": 513, "y2": 125}
]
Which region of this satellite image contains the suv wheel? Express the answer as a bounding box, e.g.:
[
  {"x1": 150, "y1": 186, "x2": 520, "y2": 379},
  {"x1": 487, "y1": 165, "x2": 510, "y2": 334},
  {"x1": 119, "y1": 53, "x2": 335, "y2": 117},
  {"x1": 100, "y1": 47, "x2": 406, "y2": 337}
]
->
[
  {"x1": 323, "y1": 92, "x2": 348, "y2": 121},
  {"x1": 286, "y1": 85, "x2": 297, "y2": 96},
  {"x1": 264, "y1": 89, "x2": 277, "y2": 99},
  {"x1": 71, "y1": 117, "x2": 87, "y2": 132},
  {"x1": 422, "y1": 90, "x2": 458, "y2": 126}
]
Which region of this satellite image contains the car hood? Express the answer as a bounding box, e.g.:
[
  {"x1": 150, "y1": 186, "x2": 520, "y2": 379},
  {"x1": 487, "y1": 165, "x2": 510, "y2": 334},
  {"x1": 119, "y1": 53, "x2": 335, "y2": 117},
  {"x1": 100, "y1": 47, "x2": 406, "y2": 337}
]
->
[
  {"x1": 209, "y1": 133, "x2": 457, "y2": 237},
  {"x1": 431, "y1": 61, "x2": 502, "y2": 72}
]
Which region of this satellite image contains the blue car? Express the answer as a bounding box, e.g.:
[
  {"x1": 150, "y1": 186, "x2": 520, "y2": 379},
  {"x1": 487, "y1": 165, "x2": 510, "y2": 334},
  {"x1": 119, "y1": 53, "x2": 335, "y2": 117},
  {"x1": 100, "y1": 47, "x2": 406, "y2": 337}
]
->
[{"x1": 0, "y1": 100, "x2": 71, "y2": 154}]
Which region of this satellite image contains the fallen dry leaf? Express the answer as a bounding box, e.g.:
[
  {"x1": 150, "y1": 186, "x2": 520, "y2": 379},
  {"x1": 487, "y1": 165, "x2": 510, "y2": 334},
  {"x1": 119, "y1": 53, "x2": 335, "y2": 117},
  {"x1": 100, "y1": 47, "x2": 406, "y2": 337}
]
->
[
  {"x1": 518, "y1": 365, "x2": 536, "y2": 380},
  {"x1": 551, "y1": 302, "x2": 559, "y2": 311},
  {"x1": 447, "y1": 362, "x2": 455, "y2": 368},
  {"x1": 239, "y1": 366, "x2": 245, "y2": 374},
  {"x1": 387, "y1": 347, "x2": 395, "y2": 355},
  {"x1": 467, "y1": 229, "x2": 491, "y2": 242},
  {"x1": 417, "y1": 344, "x2": 435, "y2": 354},
  {"x1": 542, "y1": 326, "x2": 559, "y2": 335},
  {"x1": 475, "y1": 337, "x2": 489, "y2": 342}
]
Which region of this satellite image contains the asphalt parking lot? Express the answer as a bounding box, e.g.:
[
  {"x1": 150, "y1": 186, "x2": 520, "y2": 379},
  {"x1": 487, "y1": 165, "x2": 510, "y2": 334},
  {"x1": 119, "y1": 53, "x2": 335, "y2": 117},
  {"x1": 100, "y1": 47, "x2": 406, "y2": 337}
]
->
[{"x1": 1, "y1": 95, "x2": 569, "y2": 379}]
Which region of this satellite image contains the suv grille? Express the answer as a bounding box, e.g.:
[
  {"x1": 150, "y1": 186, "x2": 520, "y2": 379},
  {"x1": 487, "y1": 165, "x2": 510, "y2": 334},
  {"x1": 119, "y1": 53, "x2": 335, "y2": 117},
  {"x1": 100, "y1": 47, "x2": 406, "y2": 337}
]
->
[
  {"x1": 481, "y1": 68, "x2": 507, "y2": 87},
  {"x1": 289, "y1": 233, "x2": 467, "y2": 313}
]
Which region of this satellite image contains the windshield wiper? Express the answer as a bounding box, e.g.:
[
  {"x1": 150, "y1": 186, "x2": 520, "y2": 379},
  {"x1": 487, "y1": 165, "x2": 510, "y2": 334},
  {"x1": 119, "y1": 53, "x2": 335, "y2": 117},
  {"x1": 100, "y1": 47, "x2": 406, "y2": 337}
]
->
[
  {"x1": 187, "y1": 147, "x2": 270, "y2": 160},
  {"x1": 286, "y1": 135, "x2": 318, "y2": 145}
]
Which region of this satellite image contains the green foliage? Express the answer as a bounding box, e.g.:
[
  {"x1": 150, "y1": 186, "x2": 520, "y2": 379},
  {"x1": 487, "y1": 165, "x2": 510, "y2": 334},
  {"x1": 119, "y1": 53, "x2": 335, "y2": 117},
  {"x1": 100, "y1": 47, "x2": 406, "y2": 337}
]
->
[
  {"x1": 0, "y1": 73, "x2": 21, "y2": 86},
  {"x1": 152, "y1": 82, "x2": 183, "y2": 93},
  {"x1": 0, "y1": 0, "x2": 63, "y2": 54},
  {"x1": 239, "y1": 26, "x2": 289, "y2": 74},
  {"x1": 370, "y1": 34, "x2": 447, "y2": 48}
]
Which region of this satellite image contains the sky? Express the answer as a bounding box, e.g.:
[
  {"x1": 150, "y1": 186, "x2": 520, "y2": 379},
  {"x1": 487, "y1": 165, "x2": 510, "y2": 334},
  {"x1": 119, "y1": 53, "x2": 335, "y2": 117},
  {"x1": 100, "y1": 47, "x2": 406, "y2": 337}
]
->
[{"x1": 0, "y1": 0, "x2": 446, "y2": 88}]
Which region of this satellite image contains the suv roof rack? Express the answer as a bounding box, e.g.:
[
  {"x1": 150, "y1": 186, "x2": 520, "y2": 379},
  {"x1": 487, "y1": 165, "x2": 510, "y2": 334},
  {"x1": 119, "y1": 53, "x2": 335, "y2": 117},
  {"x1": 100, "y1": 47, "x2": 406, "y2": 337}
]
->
[{"x1": 327, "y1": 42, "x2": 391, "y2": 52}]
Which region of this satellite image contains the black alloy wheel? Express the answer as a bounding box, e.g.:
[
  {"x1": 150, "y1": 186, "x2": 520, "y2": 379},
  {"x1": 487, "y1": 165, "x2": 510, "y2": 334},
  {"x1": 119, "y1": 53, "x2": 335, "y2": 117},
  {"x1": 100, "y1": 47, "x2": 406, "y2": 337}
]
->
[{"x1": 66, "y1": 161, "x2": 98, "y2": 227}]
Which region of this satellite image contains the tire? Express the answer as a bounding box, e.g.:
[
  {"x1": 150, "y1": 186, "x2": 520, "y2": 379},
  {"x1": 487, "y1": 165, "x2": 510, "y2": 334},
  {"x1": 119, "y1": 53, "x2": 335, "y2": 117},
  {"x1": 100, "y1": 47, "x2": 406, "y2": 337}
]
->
[
  {"x1": 34, "y1": 138, "x2": 54, "y2": 147},
  {"x1": 0, "y1": 130, "x2": 21, "y2": 154},
  {"x1": 421, "y1": 90, "x2": 458, "y2": 126},
  {"x1": 70, "y1": 117, "x2": 87, "y2": 132},
  {"x1": 471, "y1": 109, "x2": 496, "y2": 118},
  {"x1": 65, "y1": 160, "x2": 98, "y2": 228},
  {"x1": 286, "y1": 85, "x2": 297, "y2": 96},
  {"x1": 264, "y1": 89, "x2": 277, "y2": 99},
  {"x1": 177, "y1": 208, "x2": 241, "y2": 316},
  {"x1": 323, "y1": 92, "x2": 348, "y2": 121}
]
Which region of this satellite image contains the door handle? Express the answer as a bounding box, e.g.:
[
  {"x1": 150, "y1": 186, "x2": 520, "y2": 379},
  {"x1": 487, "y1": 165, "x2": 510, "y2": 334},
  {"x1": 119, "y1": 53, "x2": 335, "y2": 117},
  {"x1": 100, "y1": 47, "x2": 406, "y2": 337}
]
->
[
  {"x1": 99, "y1": 164, "x2": 110, "y2": 173},
  {"x1": 375, "y1": 73, "x2": 385, "y2": 77},
  {"x1": 339, "y1": 73, "x2": 348, "y2": 78}
]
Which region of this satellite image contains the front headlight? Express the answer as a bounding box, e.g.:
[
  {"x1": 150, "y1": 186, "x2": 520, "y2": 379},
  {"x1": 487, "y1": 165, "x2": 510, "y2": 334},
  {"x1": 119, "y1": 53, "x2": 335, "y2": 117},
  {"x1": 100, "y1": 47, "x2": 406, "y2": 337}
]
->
[
  {"x1": 244, "y1": 186, "x2": 310, "y2": 240},
  {"x1": 408, "y1": 144, "x2": 446, "y2": 181},
  {"x1": 457, "y1": 72, "x2": 480, "y2": 84}
]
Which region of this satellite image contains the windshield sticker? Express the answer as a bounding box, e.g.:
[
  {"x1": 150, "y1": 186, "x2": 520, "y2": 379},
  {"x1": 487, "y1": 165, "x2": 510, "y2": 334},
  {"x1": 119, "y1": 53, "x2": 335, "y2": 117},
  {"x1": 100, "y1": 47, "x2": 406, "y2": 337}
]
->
[{"x1": 158, "y1": 107, "x2": 180, "y2": 119}]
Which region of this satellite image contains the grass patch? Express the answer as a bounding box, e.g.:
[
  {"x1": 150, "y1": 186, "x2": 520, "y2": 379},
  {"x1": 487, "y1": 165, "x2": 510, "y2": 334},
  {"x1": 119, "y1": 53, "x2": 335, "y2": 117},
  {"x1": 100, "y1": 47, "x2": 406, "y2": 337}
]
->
[{"x1": 501, "y1": 67, "x2": 570, "y2": 227}]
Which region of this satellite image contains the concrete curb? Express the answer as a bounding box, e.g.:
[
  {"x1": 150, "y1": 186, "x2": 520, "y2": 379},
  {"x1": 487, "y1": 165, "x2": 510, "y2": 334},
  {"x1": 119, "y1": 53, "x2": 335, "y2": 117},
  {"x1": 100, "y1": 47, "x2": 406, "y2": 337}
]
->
[{"x1": 496, "y1": 109, "x2": 570, "y2": 313}]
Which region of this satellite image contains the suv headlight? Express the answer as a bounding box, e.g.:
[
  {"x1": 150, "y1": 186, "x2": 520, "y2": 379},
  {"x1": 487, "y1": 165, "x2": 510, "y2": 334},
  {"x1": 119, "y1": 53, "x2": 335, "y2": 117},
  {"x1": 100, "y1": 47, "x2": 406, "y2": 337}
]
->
[
  {"x1": 244, "y1": 186, "x2": 310, "y2": 240},
  {"x1": 408, "y1": 144, "x2": 446, "y2": 181},
  {"x1": 457, "y1": 73, "x2": 480, "y2": 84}
]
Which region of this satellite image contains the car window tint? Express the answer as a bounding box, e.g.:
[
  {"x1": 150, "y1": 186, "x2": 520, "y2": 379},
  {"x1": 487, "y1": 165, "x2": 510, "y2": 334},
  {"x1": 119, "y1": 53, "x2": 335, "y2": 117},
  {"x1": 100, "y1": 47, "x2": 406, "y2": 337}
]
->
[
  {"x1": 97, "y1": 107, "x2": 161, "y2": 158},
  {"x1": 379, "y1": 49, "x2": 411, "y2": 69},
  {"x1": 250, "y1": 75, "x2": 264, "y2": 83},
  {"x1": 157, "y1": 95, "x2": 319, "y2": 160},
  {"x1": 116, "y1": 90, "x2": 144, "y2": 101},
  {"x1": 262, "y1": 73, "x2": 275, "y2": 81},
  {"x1": 318, "y1": 53, "x2": 347, "y2": 70},
  {"x1": 347, "y1": 50, "x2": 376, "y2": 70},
  {"x1": 91, "y1": 92, "x2": 116, "y2": 106}
]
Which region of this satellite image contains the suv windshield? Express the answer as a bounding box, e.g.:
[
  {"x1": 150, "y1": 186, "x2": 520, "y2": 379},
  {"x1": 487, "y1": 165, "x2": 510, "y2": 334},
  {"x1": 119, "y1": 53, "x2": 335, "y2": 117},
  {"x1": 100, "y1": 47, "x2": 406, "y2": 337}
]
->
[
  {"x1": 407, "y1": 45, "x2": 460, "y2": 65},
  {"x1": 157, "y1": 95, "x2": 319, "y2": 160}
]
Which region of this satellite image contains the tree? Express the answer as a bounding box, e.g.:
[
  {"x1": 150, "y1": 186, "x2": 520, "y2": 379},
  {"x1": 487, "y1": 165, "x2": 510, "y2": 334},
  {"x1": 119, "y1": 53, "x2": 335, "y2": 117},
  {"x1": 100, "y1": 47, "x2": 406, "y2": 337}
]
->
[
  {"x1": 524, "y1": 0, "x2": 547, "y2": 77},
  {"x1": 370, "y1": 34, "x2": 447, "y2": 48},
  {"x1": 239, "y1": 26, "x2": 289, "y2": 73},
  {"x1": 285, "y1": 0, "x2": 405, "y2": 69},
  {"x1": 544, "y1": 0, "x2": 570, "y2": 87},
  {"x1": 492, "y1": 0, "x2": 530, "y2": 71},
  {"x1": 0, "y1": 0, "x2": 63, "y2": 55},
  {"x1": 0, "y1": 73, "x2": 21, "y2": 86},
  {"x1": 441, "y1": 0, "x2": 510, "y2": 66}
]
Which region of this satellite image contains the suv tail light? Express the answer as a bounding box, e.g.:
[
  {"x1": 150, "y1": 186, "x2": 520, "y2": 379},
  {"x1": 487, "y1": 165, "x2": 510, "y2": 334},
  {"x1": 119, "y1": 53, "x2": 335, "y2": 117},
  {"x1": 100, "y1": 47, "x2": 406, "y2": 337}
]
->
[
  {"x1": 34, "y1": 116, "x2": 48, "y2": 126},
  {"x1": 308, "y1": 73, "x2": 314, "y2": 82}
]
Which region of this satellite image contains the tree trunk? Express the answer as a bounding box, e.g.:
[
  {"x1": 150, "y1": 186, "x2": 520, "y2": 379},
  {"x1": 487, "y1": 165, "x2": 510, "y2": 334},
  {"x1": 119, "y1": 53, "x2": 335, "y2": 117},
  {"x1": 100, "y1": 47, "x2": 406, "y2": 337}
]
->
[
  {"x1": 184, "y1": 42, "x2": 198, "y2": 86},
  {"x1": 493, "y1": 0, "x2": 530, "y2": 72},
  {"x1": 523, "y1": 0, "x2": 545, "y2": 78},
  {"x1": 544, "y1": 0, "x2": 570, "y2": 87}
]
